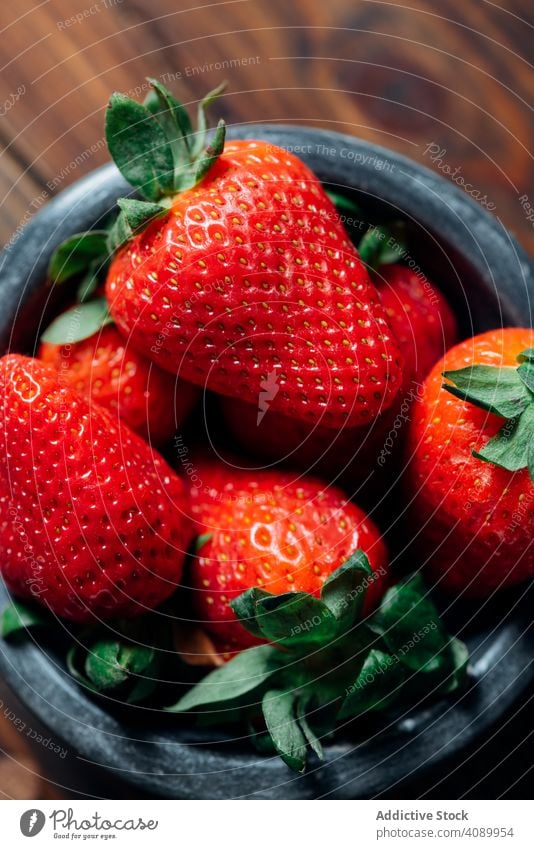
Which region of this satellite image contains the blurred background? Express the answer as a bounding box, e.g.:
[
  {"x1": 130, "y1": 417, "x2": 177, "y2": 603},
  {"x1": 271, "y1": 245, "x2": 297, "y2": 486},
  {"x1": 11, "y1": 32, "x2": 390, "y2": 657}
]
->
[
  {"x1": 0, "y1": 0, "x2": 532, "y2": 798},
  {"x1": 1, "y1": 0, "x2": 533, "y2": 254}
]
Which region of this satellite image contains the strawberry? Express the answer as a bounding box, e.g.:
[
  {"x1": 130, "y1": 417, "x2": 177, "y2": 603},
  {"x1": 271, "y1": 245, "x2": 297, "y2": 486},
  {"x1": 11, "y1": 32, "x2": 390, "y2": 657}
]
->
[
  {"x1": 374, "y1": 263, "x2": 457, "y2": 384},
  {"x1": 171, "y1": 457, "x2": 465, "y2": 774},
  {"x1": 219, "y1": 394, "x2": 399, "y2": 487},
  {"x1": 39, "y1": 318, "x2": 199, "y2": 444},
  {"x1": 188, "y1": 458, "x2": 388, "y2": 651},
  {"x1": 357, "y1": 222, "x2": 458, "y2": 385},
  {"x1": 95, "y1": 80, "x2": 403, "y2": 429},
  {"x1": 406, "y1": 327, "x2": 534, "y2": 597},
  {"x1": 220, "y1": 260, "x2": 457, "y2": 480},
  {"x1": 0, "y1": 355, "x2": 192, "y2": 621}
]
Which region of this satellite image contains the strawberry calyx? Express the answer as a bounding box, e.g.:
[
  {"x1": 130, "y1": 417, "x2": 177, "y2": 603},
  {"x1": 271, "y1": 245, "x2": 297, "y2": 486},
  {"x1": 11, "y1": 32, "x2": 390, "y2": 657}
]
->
[
  {"x1": 358, "y1": 221, "x2": 408, "y2": 272},
  {"x1": 322, "y1": 191, "x2": 409, "y2": 275},
  {"x1": 65, "y1": 615, "x2": 173, "y2": 705},
  {"x1": 230, "y1": 549, "x2": 373, "y2": 647},
  {"x1": 43, "y1": 228, "x2": 118, "y2": 344},
  {"x1": 107, "y1": 197, "x2": 170, "y2": 254},
  {"x1": 41, "y1": 297, "x2": 113, "y2": 345},
  {"x1": 105, "y1": 78, "x2": 226, "y2": 243},
  {"x1": 165, "y1": 553, "x2": 467, "y2": 773},
  {"x1": 0, "y1": 598, "x2": 47, "y2": 638},
  {"x1": 443, "y1": 348, "x2": 534, "y2": 481},
  {"x1": 194, "y1": 532, "x2": 213, "y2": 552},
  {"x1": 45, "y1": 79, "x2": 227, "y2": 315},
  {"x1": 324, "y1": 189, "x2": 361, "y2": 216},
  {"x1": 47, "y1": 230, "x2": 109, "y2": 298}
]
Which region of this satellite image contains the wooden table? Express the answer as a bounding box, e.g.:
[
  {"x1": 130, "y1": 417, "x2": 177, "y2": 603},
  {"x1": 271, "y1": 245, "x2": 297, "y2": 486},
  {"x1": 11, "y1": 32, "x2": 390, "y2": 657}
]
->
[{"x1": 0, "y1": 0, "x2": 532, "y2": 799}]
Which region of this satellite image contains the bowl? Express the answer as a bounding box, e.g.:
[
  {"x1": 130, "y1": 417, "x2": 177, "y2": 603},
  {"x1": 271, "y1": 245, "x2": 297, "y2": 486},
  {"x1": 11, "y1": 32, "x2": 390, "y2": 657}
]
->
[{"x1": 0, "y1": 125, "x2": 533, "y2": 799}]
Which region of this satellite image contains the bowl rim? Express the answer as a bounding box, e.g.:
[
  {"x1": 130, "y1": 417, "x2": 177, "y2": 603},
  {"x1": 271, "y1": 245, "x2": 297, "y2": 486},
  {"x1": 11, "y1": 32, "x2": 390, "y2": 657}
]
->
[{"x1": 0, "y1": 124, "x2": 533, "y2": 799}]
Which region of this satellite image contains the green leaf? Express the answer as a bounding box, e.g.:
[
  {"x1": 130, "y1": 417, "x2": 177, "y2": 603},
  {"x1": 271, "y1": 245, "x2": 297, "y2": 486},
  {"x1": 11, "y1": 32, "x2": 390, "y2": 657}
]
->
[
  {"x1": 107, "y1": 198, "x2": 168, "y2": 253},
  {"x1": 85, "y1": 639, "x2": 156, "y2": 691},
  {"x1": 194, "y1": 532, "x2": 213, "y2": 552},
  {"x1": 0, "y1": 600, "x2": 47, "y2": 639},
  {"x1": 296, "y1": 695, "x2": 324, "y2": 760},
  {"x1": 144, "y1": 78, "x2": 194, "y2": 167},
  {"x1": 338, "y1": 649, "x2": 405, "y2": 719},
  {"x1": 442, "y1": 365, "x2": 532, "y2": 419},
  {"x1": 325, "y1": 189, "x2": 361, "y2": 215},
  {"x1": 116, "y1": 197, "x2": 168, "y2": 233},
  {"x1": 378, "y1": 241, "x2": 407, "y2": 266},
  {"x1": 517, "y1": 360, "x2": 534, "y2": 394},
  {"x1": 48, "y1": 231, "x2": 109, "y2": 284},
  {"x1": 67, "y1": 623, "x2": 160, "y2": 702},
  {"x1": 254, "y1": 591, "x2": 336, "y2": 648},
  {"x1": 443, "y1": 355, "x2": 534, "y2": 479},
  {"x1": 125, "y1": 674, "x2": 158, "y2": 704},
  {"x1": 438, "y1": 637, "x2": 469, "y2": 695},
  {"x1": 358, "y1": 223, "x2": 407, "y2": 271},
  {"x1": 166, "y1": 644, "x2": 282, "y2": 712},
  {"x1": 359, "y1": 228, "x2": 386, "y2": 269},
  {"x1": 247, "y1": 718, "x2": 277, "y2": 754},
  {"x1": 320, "y1": 549, "x2": 373, "y2": 626},
  {"x1": 474, "y1": 405, "x2": 534, "y2": 480},
  {"x1": 41, "y1": 298, "x2": 113, "y2": 345},
  {"x1": 262, "y1": 689, "x2": 308, "y2": 772},
  {"x1": 369, "y1": 574, "x2": 449, "y2": 674},
  {"x1": 192, "y1": 120, "x2": 226, "y2": 188},
  {"x1": 66, "y1": 644, "x2": 100, "y2": 693},
  {"x1": 230, "y1": 587, "x2": 271, "y2": 640},
  {"x1": 76, "y1": 259, "x2": 102, "y2": 303},
  {"x1": 193, "y1": 82, "x2": 227, "y2": 156},
  {"x1": 105, "y1": 93, "x2": 176, "y2": 201}
]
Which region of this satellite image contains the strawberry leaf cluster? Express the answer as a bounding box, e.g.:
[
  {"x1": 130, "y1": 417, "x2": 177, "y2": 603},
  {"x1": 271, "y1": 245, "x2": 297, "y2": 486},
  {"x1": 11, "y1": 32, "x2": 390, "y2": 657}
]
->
[
  {"x1": 0, "y1": 554, "x2": 467, "y2": 773},
  {"x1": 358, "y1": 221, "x2": 408, "y2": 271},
  {"x1": 66, "y1": 618, "x2": 166, "y2": 705},
  {"x1": 443, "y1": 348, "x2": 534, "y2": 481},
  {"x1": 166, "y1": 554, "x2": 467, "y2": 772}
]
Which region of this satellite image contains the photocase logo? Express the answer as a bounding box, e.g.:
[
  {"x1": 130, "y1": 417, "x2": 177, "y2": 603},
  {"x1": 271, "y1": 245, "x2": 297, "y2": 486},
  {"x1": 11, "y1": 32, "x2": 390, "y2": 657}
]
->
[
  {"x1": 257, "y1": 369, "x2": 280, "y2": 425},
  {"x1": 20, "y1": 809, "x2": 46, "y2": 837}
]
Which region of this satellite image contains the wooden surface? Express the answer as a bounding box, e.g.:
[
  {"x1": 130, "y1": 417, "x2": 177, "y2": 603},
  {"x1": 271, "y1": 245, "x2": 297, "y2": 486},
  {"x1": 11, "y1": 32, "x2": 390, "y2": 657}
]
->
[
  {"x1": 1, "y1": 0, "x2": 533, "y2": 253},
  {"x1": 0, "y1": 0, "x2": 532, "y2": 799}
]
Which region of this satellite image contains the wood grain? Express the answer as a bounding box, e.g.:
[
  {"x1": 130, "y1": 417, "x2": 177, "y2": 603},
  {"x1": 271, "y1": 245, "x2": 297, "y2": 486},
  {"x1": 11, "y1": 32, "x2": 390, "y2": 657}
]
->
[
  {"x1": 0, "y1": 0, "x2": 532, "y2": 799},
  {"x1": 0, "y1": 0, "x2": 532, "y2": 251}
]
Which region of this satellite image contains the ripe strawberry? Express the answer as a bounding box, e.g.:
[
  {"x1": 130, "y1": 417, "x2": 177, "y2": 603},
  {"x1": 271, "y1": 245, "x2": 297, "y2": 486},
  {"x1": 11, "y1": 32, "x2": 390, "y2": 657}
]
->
[
  {"x1": 406, "y1": 328, "x2": 534, "y2": 597},
  {"x1": 374, "y1": 264, "x2": 457, "y2": 384},
  {"x1": 219, "y1": 394, "x2": 399, "y2": 486},
  {"x1": 220, "y1": 263, "x2": 457, "y2": 480},
  {"x1": 188, "y1": 459, "x2": 388, "y2": 651},
  {"x1": 0, "y1": 355, "x2": 192, "y2": 621},
  {"x1": 39, "y1": 319, "x2": 199, "y2": 444},
  {"x1": 99, "y1": 80, "x2": 402, "y2": 430}
]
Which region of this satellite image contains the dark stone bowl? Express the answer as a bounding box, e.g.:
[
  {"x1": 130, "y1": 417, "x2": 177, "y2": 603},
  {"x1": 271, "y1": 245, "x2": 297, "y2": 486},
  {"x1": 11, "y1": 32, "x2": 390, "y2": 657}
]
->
[{"x1": 0, "y1": 126, "x2": 532, "y2": 799}]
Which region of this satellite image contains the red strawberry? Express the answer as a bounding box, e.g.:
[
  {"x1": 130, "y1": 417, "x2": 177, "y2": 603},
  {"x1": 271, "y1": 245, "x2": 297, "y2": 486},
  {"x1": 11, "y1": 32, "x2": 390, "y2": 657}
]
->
[
  {"x1": 101, "y1": 81, "x2": 403, "y2": 430},
  {"x1": 188, "y1": 458, "x2": 388, "y2": 651},
  {"x1": 374, "y1": 264, "x2": 457, "y2": 384},
  {"x1": 220, "y1": 263, "x2": 456, "y2": 480},
  {"x1": 406, "y1": 328, "x2": 534, "y2": 597},
  {"x1": 0, "y1": 355, "x2": 192, "y2": 621},
  {"x1": 39, "y1": 319, "x2": 199, "y2": 444},
  {"x1": 220, "y1": 394, "x2": 400, "y2": 486}
]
